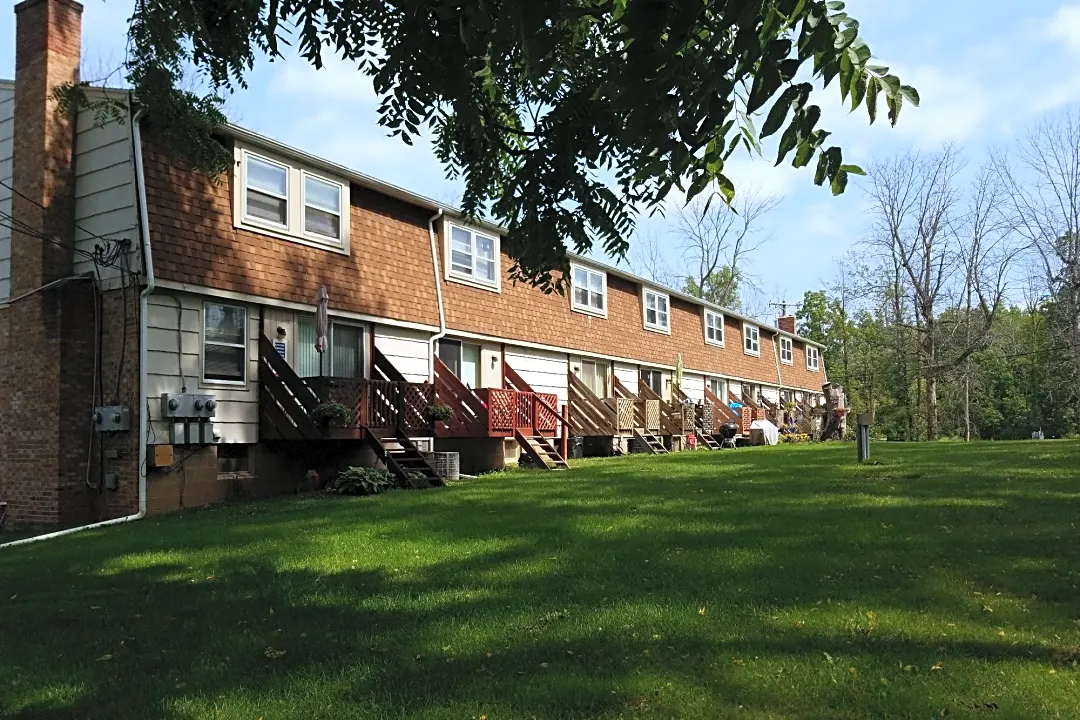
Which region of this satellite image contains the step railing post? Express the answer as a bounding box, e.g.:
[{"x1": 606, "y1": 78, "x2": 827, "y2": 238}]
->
[{"x1": 561, "y1": 403, "x2": 569, "y2": 460}]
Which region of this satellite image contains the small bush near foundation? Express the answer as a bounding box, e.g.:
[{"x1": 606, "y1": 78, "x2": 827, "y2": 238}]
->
[{"x1": 329, "y1": 467, "x2": 397, "y2": 495}]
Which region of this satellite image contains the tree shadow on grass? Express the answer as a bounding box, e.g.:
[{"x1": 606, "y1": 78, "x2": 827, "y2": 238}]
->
[{"x1": 2, "y1": 441, "x2": 1079, "y2": 719}]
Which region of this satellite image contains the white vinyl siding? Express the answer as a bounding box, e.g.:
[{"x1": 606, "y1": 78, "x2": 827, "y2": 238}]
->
[
  {"x1": 807, "y1": 345, "x2": 821, "y2": 371},
  {"x1": 146, "y1": 292, "x2": 258, "y2": 444},
  {"x1": 614, "y1": 362, "x2": 638, "y2": 392},
  {"x1": 704, "y1": 310, "x2": 724, "y2": 346},
  {"x1": 571, "y1": 264, "x2": 606, "y2": 316},
  {"x1": 446, "y1": 221, "x2": 500, "y2": 291},
  {"x1": 73, "y1": 96, "x2": 142, "y2": 282},
  {"x1": 374, "y1": 326, "x2": 431, "y2": 383},
  {"x1": 682, "y1": 373, "x2": 705, "y2": 402},
  {"x1": 743, "y1": 323, "x2": 760, "y2": 357},
  {"x1": 0, "y1": 82, "x2": 12, "y2": 302},
  {"x1": 642, "y1": 288, "x2": 670, "y2": 333},
  {"x1": 779, "y1": 336, "x2": 793, "y2": 364},
  {"x1": 505, "y1": 346, "x2": 568, "y2": 409}
]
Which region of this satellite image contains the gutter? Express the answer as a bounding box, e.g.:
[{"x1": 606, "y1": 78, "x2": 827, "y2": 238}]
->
[
  {"x1": 2, "y1": 109, "x2": 153, "y2": 549},
  {"x1": 426, "y1": 208, "x2": 446, "y2": 382}
]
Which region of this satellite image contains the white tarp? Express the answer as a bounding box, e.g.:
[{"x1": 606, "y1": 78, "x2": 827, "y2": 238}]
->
[{"x1": 750, "y1": 419, "x2": 779, "y2": 446}]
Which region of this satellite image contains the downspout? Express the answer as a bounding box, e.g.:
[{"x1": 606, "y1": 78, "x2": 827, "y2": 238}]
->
[
  {"x1": 772, "y1": 333, "x2": 784, "y2": 390},
  {"x1": 1, "y1": 110, "x2": 152, "y2": 549},
  {"x1": 427, "y1": 208, "x2": 446, "y2": 381}
]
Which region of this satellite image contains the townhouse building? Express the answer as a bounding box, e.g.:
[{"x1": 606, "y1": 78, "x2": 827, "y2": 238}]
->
[{"x1": 0, "y1": 0, "x2": 826, "y2": 529}]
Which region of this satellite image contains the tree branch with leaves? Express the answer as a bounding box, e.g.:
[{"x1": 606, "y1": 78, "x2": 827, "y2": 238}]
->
[{"x1": 114, "y1": 0, "x2": 916, "y2": 289}]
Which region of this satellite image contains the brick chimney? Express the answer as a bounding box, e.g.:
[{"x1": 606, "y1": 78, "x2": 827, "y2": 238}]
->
[
  {"x1": 0, "y1": 0, "x2": 94, "y2": 527},
  {"x1": 777, "y1": 315, "x2": 796, "y2": 334}
]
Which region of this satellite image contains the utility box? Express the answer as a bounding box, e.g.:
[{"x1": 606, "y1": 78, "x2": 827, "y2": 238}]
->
[
  {"x1": 171, "y1": 422, "x2": 187, "y2": 445},
  {"x1": 161, "y1": 393, "x2": 217, "y2": 418},
  {"x1": 161, "y1": 393, "x2": 193, "y2": 418},
  {"x1": 191, "y1": 395, "x2": 218, "y2": 418},
  {"x1": 197, "y1": 422, "x2": 217, "y2": 445},
  {"x1": 93, "y1": 405, "x2": 131, "y2": 433},
  {"x1": 151, "y1": 444, "x2": 175, "y2": 468}
]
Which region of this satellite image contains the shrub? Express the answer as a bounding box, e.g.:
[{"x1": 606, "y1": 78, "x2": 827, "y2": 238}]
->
[
  {"x1": 329, "y1": 467, "x2": 397, "y2": 495},
  {"x1": 780, "y1": 433, "x2": 811, "y2": 444},
  {"x1": 425, "y1": 403, "x2": 454, "y2": 423},
  {"x1": 309, "y1": 402, "x2": 353, "y2": 428}
]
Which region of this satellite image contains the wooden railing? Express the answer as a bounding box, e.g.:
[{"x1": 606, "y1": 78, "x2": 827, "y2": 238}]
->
[
  {"x1": 637, "y1": 378, "x2": 681, "y2": 435},
  {"x1": 568, "y1": 372, "x2": 617, "y2": 436},
  {"x1": 433, "y1": 356, "x2": 489, "y2": 437},
  {"x1": 259, "y1": 335, "x2": 323, "y2": 440},
  {"x1": 705, "y1": 386, "x2": 740, "y2": 427},
  {"x1": 307, "y1": 376, "x2": 434, "y2": 434}
]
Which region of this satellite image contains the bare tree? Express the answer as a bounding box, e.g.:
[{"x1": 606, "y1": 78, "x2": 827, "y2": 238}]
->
[
  {"x1": 993, "y1": 109, "x2": 1080, "y2": 421},
  {"x1": 672, "y1": 187, "x2": 779, "y2": 308},
  {"x1": 626, "y1": 227, "x2": 680, "y2": 287},
  {"x1": 866, "y1": 145, "x2": 1015, "y2": 439}
]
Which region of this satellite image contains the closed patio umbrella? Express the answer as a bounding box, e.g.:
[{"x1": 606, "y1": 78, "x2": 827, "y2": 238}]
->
[{"x1": 315, "y1": 286, "x2": 329, "y2": 376}]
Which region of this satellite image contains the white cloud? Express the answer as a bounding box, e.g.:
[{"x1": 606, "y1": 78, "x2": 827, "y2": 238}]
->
[{"x1": 1047, "y1": 4, "x2": 1080, "y2": 54}]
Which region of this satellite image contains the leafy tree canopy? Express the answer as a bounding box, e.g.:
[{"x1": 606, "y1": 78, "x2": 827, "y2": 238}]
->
[
  {"x1": 685, "y1": 266, "x2": 741, "y2": 308},
  {"x1": 125, "y1": 0, "x2": 917, "y2": 289}
]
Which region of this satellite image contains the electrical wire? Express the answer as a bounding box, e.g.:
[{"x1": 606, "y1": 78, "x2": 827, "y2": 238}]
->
[{"x1": 0, "y1": 178, "x2": 135, "y2": 261}]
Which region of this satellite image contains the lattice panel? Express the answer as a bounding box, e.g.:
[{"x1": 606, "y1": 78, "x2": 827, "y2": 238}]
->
[
  {"x1": 402, "y1": 384, "x2": 434, "y2": 432},
  {"x1": 645, "y1": 399, "x2": 660, "y2": 432},
  {"x1": 740, "y1": 406, "x2": 753, "y2": 434},
  {"x1": 680, "y1": 404, "x2": 695, "y2": 433},
  {"x1": 488, "y1": 389, "x2": 516, "y2": 432},
  {"x1": 536, "y1": 393, "x2": 559, "y2": 431},
  {"x1": 617, "y1": 398, "x2": 635, "y2": 431},
  {"x1": 698, "y1": 403, "x2": 714, "y2": 433}
]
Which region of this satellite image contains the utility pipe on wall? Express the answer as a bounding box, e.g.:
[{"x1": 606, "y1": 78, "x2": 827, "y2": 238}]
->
[
  {"x1": 1, "y1": 111, "x2": 153, "y2": 549},
  {"x1": 426, "y1": 208, "x2": 446, "y2": 382}
]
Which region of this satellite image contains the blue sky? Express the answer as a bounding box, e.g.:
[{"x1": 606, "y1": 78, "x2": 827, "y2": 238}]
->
[{"x1": 3, "y1": 0, "x2": 1078, "y2": 311}]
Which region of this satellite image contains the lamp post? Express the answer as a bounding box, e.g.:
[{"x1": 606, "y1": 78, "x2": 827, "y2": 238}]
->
[{"x1": 856, "y1": 412, "x2": 874, "y2": 463}]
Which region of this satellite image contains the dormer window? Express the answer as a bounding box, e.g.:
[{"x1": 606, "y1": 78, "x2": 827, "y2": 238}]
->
[
  {"x1": 446, "y1": 222, "x2": 500, "y2": 291},
  {"x1": 234, "y1": 144, "x2": 350, "y2": 252}
]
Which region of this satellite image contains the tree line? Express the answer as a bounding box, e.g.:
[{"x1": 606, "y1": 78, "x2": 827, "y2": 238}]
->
[{"x1": 795, "y1": 109, "x2": 1080, "y2": 441}]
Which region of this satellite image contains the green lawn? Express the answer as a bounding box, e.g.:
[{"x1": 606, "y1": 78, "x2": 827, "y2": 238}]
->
[{"x1": 2, "y1": 441, "x2": 1079, "y2": 719}]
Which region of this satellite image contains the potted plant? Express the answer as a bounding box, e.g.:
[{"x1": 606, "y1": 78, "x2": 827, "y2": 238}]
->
[
  {"x1": 425, "y1": 403, "x2": 453, "y2": 424},
  {"x1": 308, "y1": 401, "x2": 353, "y2": 429}
]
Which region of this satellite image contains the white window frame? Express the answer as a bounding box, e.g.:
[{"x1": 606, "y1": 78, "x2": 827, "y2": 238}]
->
[
  {"x1": 704, "y1": 309, "x2": 725, "y2": 347},
  {"x1": 779, "y1": 336, "x2": 793, "y2": 365},
  {"x1": 570, "y1": 263, "x2": 607, "y2": 317},
  {"x1": 202, "y1": 301, "x2": 248, "y2": 387},
  {"x1": 642, "y1": 288, "x2": 671, "y2": 334},
  {"x1": 233, "y1": 144, "x2": 351, "y2": 254},
  {"x1": 301, "y1": 171, "x2": 346, "y2": 245},
  {"x1": 807, "y1": 345, "x2": 821, "y2": 372},
  {"x1": 444, "y1": 220, "x2": 501, "y2": 292},
  {"x1": 241, "y1": 152, "x2": 289, "y2": 230},
  {"x1": 743, "y1": 323, "x2": 760, "y2": 357}
]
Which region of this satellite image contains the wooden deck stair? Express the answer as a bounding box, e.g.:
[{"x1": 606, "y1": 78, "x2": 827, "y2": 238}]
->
[
  {"x1": 696, "y1": 431, "x2": 721, "y2": 450},
  {"x1": 514, "y1": 430, "x2": 569, "y2": 469},
  {"x1": 362, "y1": 428, "x2": 443, "y2": 488},
  {"x1": 633, "y1": 429, "x2": 668, "y2": 454}
]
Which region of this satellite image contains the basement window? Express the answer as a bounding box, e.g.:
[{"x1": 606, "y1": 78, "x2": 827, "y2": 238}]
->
[{"x1": 217, "y1": 444, "x2": 252, "y2": 474}]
